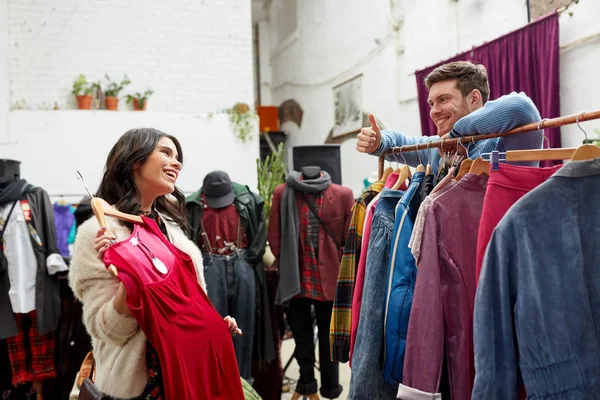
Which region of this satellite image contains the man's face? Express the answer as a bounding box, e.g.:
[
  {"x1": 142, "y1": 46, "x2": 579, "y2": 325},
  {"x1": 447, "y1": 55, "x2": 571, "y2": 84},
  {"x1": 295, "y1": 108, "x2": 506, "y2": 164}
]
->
[{"x1": 427, "y1": 80, "x2": 472, "y2": 136}]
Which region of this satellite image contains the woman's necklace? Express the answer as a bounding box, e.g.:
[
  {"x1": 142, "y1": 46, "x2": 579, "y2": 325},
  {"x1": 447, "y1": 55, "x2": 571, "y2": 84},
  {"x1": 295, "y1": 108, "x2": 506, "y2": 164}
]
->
[
  {"x1": 130, "y1": 233, "x2": 168, "y2": 274},
  {"x1": 132, "y1": 206, "x2": 168, "y2": 274}
]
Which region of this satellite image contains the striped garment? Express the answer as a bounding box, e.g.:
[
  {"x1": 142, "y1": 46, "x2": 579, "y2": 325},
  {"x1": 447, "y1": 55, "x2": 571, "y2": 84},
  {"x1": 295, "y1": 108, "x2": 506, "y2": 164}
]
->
[
  {"x1": 329, "y1": 181, "x2": 384, "y2": 362},
  {"x1": 372, "y1": 92, "x2": 545, "y2": 173}
]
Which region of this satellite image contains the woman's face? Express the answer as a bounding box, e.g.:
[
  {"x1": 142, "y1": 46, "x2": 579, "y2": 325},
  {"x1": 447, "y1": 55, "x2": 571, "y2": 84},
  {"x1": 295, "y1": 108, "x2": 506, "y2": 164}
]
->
[{"x1": 133, "y1": 137, "x2": 182, "y2": 202}]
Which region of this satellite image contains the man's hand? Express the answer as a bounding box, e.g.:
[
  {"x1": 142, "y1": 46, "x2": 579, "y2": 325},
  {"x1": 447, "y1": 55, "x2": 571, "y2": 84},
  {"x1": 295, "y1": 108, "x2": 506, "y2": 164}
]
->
[{"x1": 356, "y1": 114, "x2": 382, "y2": 153}]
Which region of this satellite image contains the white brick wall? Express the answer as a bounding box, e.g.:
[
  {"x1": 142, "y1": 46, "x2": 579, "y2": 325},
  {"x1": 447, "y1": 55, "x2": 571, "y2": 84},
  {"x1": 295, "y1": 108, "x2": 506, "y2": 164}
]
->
[{"x1": 7, "y1": 0, "x2": 254, "y2": 112}]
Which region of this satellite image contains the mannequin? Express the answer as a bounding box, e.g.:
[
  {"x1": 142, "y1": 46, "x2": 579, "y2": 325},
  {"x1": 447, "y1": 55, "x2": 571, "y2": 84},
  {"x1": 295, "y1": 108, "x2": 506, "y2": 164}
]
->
[
  {"x1": 0, "y1": 159, "x2": 66, "y2": 400},
  {"x1": 0, "y1": 159, "x2": 21, "y2": 187},
  {"x1": 268, "y1": 166, "x2": 354, "y2": 400},
  {"x1": 301, "y1": 166, "x2": 321, "y2": 180}
]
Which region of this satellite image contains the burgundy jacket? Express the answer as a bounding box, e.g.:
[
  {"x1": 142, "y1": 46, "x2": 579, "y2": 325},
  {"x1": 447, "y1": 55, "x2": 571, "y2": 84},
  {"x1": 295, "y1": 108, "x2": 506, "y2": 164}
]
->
[{"x1": 268, "y1": 183, "x2": 354, "y2": 301}]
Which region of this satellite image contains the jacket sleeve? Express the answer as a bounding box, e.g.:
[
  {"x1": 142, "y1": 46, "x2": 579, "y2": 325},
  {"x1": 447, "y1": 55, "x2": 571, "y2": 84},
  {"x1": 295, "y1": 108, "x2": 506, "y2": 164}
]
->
[
  {"x1": 472, "y1": 229, "x2": 520, "y2": 399},
  {"x1": 69, "y1": 220, "x2": 139, "y2": 346},
  {"x1": 399, "y1": 205, "x2": 445, "y2": 396},
  {"x1": 36, "y1": 188, "x2": 68, "y2": 275},
  {"x1": 267, "y1": 184, "x2": 284, "y2": 260},
  {"x1": 450, "y1": 92, "x2": 543, "y2": 152},
  {"x1": 245, "y1": 191, "x2": 267, "y2": 266},
  {"x1": 185, "y1": 200, "x2": 200, "y2": 242}
]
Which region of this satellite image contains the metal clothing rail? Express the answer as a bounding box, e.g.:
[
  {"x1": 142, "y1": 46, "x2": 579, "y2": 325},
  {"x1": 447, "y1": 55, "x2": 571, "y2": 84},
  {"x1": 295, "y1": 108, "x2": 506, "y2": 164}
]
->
[{"x1": 378, "y1": 109, "x2": 600, "y2": 178}]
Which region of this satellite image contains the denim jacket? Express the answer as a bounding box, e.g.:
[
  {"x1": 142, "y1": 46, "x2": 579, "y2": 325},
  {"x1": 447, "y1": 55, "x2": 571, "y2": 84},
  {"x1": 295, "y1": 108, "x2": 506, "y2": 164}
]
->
[
  {"x1": 473, "y1": 158, "x2": 600, "y2": 399},
  {"x1": 349, "y1": 188, "x2": 406, "y2": 400}
]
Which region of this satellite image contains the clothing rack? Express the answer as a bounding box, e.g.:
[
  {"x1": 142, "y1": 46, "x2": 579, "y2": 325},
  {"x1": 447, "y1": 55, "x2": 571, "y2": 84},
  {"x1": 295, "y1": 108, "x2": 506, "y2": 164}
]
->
[{"x1": 377, "y1": 110, "x2": 600, "y2": 178}]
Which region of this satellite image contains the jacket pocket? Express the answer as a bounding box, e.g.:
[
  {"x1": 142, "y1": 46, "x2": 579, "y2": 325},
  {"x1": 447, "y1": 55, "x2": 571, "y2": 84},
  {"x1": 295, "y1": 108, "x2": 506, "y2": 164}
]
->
[{"x1": 383, "y1": 284, "x2": 414, "y2": 386}]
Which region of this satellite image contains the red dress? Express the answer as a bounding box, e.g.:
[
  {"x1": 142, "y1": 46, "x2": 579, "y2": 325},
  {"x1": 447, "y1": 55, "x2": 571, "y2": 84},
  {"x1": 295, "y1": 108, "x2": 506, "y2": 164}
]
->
[{"x1": 103, "y1": 217, "x2": 244, "y2": 400}]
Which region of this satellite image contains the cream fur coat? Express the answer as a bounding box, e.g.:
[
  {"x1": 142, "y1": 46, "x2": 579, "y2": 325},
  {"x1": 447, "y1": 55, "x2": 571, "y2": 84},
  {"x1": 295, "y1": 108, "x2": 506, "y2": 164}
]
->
[{"x1": 69, "y1": 215, "x2": 206, "y2": 399}]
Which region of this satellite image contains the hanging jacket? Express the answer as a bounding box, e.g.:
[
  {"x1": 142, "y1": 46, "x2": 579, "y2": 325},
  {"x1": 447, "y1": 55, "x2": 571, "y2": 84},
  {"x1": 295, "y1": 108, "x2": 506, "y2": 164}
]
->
[
  {"x1": 186, "y1": 183, "x2": 275, "y2": 362},
  {"x1": 0, "y1": 180, "x2": 66, "y2": 339},
  {"x1": 382, "y1": 172, "x2": 424, "y2": 386},
  {"x1": 398, "y1": 173, "x2": 487, "y2": 400}
]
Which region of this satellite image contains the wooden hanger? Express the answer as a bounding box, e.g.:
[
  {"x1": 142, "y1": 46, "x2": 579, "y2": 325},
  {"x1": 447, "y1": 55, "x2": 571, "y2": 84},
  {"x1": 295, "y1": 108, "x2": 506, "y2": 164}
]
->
[
  {"x1": 91, "y1": 198, "x2": 143, "y2": 277},
  {"x1": 414, "y1": 143, "x2": 426, "y2": 173},
  {"x1": 571, "y1": 144, "x2": 600, "y2": 161},
  {"x1": 392, "y1": 165, "x2": 411, "y2": 190},
  {"x1": 469, "y1": 158, "x2": 489, "y2": 176},
  {"x1": 380, "y1": 166, "x2": 393, "y2": 182},
  {"x1": 495, "y1": 147, "x2": 577, "y2": 163},
  {"x1": 455, "y1": 158, "x2": 473, "y2": 181}
]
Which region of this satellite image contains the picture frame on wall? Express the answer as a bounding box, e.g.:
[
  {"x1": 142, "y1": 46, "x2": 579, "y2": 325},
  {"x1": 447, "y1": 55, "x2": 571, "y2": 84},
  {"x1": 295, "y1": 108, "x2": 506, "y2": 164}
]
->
[{"x1": 332, "y1": 74, "x2": 363, "y2": 138}]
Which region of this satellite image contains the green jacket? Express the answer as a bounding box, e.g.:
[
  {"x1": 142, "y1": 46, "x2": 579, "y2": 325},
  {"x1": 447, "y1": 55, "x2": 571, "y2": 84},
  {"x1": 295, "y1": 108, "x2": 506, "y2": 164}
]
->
[
  {"x1": 185, "y1": 183, "x2": 275, "y2": 362},
  {"x1": 186, "y1": 182, "x2": 266, "y2": 266}
]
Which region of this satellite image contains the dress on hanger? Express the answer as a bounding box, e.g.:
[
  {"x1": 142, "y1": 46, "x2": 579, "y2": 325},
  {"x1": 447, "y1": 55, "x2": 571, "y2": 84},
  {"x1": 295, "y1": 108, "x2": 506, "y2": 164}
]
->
[{"x1": 104, "y1": 216, "x2": 243, "y2": 400}]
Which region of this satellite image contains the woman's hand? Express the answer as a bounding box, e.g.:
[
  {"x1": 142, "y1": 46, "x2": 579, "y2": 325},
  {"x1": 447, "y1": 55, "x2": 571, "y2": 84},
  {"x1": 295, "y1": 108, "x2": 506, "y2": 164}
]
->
[
  {"x1": 113, "y1": 282, "x2": 133, "y2": 317},
  {"x1": 94, "y1": 227, "x2": 116, "y2": 260},
  {"x1": 224, "y1": 316, "x2": 243, "y2": 337}
]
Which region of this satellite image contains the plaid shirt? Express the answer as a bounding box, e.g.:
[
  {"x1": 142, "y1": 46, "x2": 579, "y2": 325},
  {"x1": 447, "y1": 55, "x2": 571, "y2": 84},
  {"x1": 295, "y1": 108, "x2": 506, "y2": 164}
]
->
[
  {"x1": 298, "y1": 192, "x2": 327, "y2": 301},
  {"x1": 329, "y1": 181, "x2": 384, "y2": 362}
]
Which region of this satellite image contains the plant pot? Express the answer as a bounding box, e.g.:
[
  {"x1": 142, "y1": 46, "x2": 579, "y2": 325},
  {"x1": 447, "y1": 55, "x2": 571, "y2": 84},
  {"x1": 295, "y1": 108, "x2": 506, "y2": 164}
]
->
[
  {"x1": 76, "y1": 95, "x2": 93, "y2": 110},
  {"x1": 132, "y1": 98, "x2": 147, "y2": 111},
  {"x1": 105, "y1": 97, "x2": 119, "y2": 111}
]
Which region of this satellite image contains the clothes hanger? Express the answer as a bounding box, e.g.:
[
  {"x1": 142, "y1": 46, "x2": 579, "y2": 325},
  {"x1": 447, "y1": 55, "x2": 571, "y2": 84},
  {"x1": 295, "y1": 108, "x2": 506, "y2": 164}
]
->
[
  {"x1": 479, "y1": 119, "x2": 580, "y2": 166},
  {"x1": 455, "y1": 139, "x2": 473, "y2": 181},
  {"x1": 380, "y1": 162, "x2": 394, "y2": 182},
  {"x1": 571, "y1": 112, "x2": 600, "y2": 161},
  {"x1": 77, "y1": 171, "x2": 143, "y2": 277},
  {"x1": 415, "y1": 143, "x2": 425, "y2": 173},
  {"x1": 391, "y1": 147, "x2": 411, "y2": 190},
  {"x1": 425, "y1": 141, "x2": 432, "y2": 175},
  {"x1": 469, "y1": 136, "x2": 490, "y2": 176}
]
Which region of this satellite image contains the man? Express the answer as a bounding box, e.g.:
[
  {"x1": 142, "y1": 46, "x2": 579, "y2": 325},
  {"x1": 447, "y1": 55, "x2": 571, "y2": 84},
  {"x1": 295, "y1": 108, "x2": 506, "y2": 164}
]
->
[{"x1": 356, "y1": 61, "x2": 544, "y2": 170}]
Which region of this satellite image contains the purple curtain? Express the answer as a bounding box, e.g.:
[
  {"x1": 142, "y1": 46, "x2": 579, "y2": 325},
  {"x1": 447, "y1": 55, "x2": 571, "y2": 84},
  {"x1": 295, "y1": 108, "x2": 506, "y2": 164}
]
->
[{"x1": 415, "y1": 13, "x2": 560, "y2": 165}]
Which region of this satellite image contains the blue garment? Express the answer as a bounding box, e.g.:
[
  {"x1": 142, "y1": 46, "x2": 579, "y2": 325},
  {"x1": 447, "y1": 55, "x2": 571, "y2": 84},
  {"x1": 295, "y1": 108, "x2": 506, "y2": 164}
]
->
[
  {"x1": 382, "y1": 172, "x2": 424, "y2": 386},
  {"x1": 349, "y1": 188, "x2": 405, "y2": 400},
  {"x1": 53, "y1": 203, "x2": 75, "y2": 257},
  {"x1": 473, "y1": 158, "x2": 600, "y2": 399},
  {"x1": 372, "y1": 92, "x2": 544, "y2": 174}
]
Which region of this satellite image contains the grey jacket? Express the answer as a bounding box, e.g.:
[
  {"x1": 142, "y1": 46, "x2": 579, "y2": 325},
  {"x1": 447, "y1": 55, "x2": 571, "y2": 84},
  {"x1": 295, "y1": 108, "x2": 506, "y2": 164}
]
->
[
  {"x1": 473, "y1": 158, "x2": 600, "y2": 399},
  {"x1": 0, "y1": 183, "x2": 64, "y2": 339}
]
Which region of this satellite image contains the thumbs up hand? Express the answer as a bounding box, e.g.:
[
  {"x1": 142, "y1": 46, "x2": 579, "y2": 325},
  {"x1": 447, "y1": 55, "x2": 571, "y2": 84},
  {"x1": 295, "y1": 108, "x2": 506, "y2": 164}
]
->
[{"x1": 356, "y1": 114, "x2": 382, "y2": 153}]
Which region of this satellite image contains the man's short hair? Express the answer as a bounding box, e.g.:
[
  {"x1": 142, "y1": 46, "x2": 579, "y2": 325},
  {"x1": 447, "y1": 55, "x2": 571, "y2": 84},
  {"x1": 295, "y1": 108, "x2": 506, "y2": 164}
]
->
[{"x1": 424, "y1": 61, "x2": 490, "y2": 104}]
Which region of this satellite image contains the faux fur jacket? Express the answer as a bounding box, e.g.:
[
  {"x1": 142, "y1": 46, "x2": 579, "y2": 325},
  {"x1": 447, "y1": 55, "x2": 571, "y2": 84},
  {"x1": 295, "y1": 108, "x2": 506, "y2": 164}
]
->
[{"x1": 69, "y1": 215, "x2": 206, "y2": 399}]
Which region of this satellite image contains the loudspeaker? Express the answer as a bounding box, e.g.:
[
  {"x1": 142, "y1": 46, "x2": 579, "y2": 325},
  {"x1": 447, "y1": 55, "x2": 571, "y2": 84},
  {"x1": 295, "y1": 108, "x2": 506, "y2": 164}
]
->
[{"x1": 292, "y1": 145, "x2": 342, "y2": 185}]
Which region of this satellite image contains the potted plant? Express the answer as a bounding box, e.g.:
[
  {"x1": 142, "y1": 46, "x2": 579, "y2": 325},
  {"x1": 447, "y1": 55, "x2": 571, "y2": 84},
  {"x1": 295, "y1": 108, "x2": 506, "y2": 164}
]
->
[
  {"x1": 256, "y1": 142, "x2": 287, "y2": 267},
  {"x1": 126, "y1": 89, "x2": 154, "y2": 111},
  {"x1": 102, "y1": 74, "x2": 131, "y2": 110},
  {"x1": 72, "y1": 74, "x2": 94, "y2": 110},
  {"x1": 227, "y1": 102, "x2": 258, "y2": 143}
]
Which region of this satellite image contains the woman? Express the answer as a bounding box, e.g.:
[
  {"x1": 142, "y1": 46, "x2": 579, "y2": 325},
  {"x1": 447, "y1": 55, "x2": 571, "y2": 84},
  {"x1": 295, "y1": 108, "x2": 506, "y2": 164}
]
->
[{"x1": 69, "y1": 128, "x2": 243, "y2": 399}]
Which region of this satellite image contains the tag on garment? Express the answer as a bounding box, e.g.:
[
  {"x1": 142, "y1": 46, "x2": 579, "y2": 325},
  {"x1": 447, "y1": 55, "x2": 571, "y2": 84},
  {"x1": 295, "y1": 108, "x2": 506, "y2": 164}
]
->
[{"x1": 152, "y1": 257, "x2": 168, "y2": 274}]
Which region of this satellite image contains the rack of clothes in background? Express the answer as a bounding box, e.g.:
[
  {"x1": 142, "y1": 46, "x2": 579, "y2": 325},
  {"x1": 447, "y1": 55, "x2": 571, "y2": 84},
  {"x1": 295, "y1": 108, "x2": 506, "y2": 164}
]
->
[
  {"x1": 0, "y1": 162, "x2": 94, "y2": 400},
  {"x1": 329, "y1": 110, "x2": 600, "y2": 399}
]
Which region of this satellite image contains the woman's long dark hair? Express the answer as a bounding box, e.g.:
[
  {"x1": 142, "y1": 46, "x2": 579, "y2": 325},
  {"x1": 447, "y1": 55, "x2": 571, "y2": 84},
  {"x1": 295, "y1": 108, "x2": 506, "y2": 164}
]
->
[{"x1": 96, "y1": 128, "x2": 188, "y2": 233}]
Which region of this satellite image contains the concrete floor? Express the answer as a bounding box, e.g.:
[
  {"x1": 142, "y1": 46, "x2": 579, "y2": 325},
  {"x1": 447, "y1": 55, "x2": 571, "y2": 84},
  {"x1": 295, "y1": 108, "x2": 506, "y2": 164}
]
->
[{"x1": 279, "y1": 336, "x2": 352, "y2": 400}]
